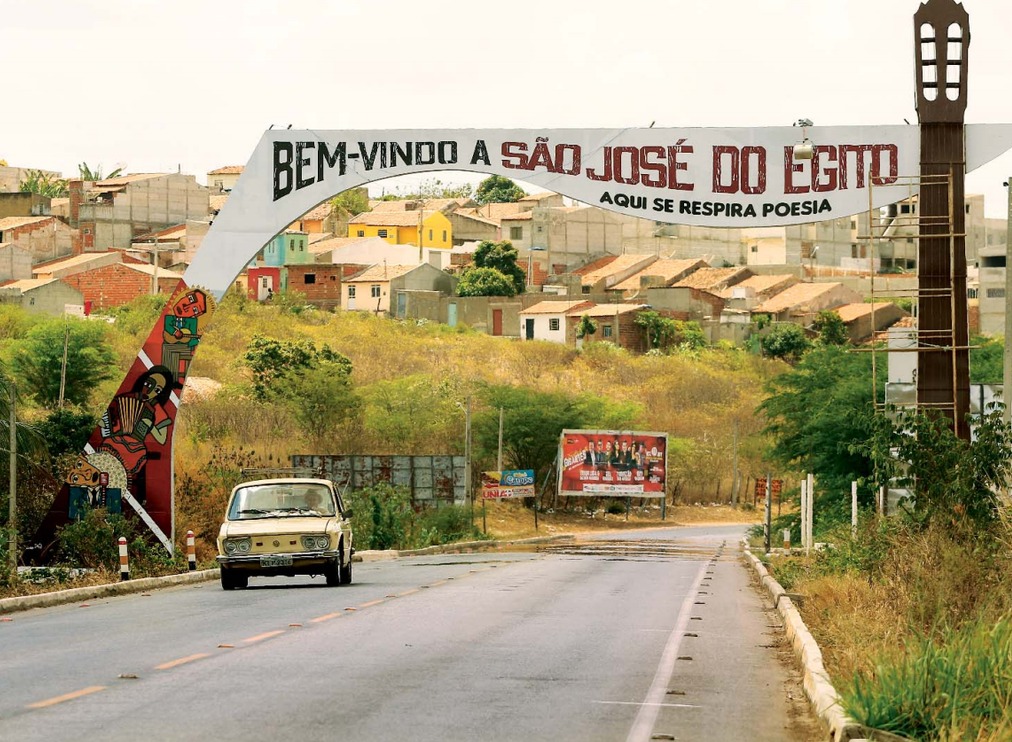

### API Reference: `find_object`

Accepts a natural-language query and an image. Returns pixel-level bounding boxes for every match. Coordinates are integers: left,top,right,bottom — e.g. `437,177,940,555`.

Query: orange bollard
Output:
186,530,196,571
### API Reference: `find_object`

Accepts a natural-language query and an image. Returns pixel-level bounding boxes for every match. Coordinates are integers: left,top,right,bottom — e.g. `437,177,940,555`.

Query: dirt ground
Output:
476,500,761,541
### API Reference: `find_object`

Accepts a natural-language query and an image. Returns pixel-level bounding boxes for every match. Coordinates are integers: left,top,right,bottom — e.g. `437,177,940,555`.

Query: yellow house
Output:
347,210,452,249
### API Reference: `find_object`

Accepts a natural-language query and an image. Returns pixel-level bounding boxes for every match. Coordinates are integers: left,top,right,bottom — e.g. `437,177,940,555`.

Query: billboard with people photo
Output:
557,429,667,497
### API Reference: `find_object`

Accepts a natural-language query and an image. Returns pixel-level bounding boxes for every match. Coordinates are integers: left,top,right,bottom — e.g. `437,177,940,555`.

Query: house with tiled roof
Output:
830,302,909,342
574,253,659,294
447,209,499,246
608,258,708,298
564,303,651,352
348,209,452,249
207,165,244,193
0,277,84,315
0,215,76,263
719,273,799,313
342,262,457,314
34,251,182,310
518,300,594,342
751,282,863,324
672,267,752,292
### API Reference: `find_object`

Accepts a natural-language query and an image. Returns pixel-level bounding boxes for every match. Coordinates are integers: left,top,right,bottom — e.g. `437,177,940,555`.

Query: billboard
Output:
558,430,667,497
481,469,535,500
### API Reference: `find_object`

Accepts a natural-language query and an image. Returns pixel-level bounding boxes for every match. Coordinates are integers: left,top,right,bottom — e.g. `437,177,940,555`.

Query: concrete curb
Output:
0,534,576,616
742,542,866,742
0,569,220,616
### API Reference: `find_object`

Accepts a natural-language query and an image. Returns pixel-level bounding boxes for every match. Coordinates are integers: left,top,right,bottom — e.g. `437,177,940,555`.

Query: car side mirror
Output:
342,508,353,519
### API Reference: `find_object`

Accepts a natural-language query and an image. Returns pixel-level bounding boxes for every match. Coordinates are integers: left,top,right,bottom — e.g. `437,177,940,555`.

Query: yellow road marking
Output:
242,630,285,644
155,653,210,670
358,599,385,608
28,685,106,709
398,588,420,597
310,612,343,623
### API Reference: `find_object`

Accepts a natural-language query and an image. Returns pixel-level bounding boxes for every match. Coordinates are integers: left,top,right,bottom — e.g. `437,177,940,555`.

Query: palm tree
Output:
78,162,124,181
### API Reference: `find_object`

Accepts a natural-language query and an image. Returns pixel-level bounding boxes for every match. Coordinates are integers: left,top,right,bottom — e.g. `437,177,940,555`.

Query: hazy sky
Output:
5,0,1012,217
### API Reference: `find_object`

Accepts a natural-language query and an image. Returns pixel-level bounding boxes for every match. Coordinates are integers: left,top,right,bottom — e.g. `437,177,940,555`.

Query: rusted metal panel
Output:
291,454,467,505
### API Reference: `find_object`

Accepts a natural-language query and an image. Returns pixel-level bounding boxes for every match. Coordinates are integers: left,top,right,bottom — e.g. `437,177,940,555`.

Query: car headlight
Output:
224,538,251,554
301,535,330,550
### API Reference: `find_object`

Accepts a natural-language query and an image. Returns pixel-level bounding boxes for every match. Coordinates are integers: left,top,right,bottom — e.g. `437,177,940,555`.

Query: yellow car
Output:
216,478,353,590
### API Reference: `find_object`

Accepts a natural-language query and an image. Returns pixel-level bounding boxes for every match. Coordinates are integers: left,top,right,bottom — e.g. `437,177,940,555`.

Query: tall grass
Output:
844,615,1012,740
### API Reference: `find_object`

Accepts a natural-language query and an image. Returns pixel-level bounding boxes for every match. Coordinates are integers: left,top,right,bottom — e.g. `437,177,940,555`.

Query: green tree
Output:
634,311,705,352
969,334,1003,384
576,314,598,341
812,310,849,346
456,267,517,297
10,318,117,408
36,409,99,458
18,169,68,198
78,162,123,181
274,359,360,443
241,334,352,401
760,322,812,363
474,175,526,205
383,178,474,200
331,187,370,216
473,240,525,294
760,345,884,524
865,407,1012,532
360,375,461,452
472,384,638,487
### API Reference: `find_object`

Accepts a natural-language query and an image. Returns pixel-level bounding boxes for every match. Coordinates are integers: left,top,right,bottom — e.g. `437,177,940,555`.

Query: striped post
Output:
186,530,196,571
118,536,129,581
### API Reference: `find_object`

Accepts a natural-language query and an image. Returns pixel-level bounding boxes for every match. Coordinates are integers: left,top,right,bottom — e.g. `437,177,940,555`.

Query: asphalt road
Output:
0,523,822,741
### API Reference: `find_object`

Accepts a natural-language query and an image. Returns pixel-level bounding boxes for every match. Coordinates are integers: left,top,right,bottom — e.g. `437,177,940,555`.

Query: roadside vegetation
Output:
758,332,1012,740
0,289,780,596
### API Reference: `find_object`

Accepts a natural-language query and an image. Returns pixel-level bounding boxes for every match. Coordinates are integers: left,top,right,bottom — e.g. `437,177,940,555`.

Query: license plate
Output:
260,555,293,568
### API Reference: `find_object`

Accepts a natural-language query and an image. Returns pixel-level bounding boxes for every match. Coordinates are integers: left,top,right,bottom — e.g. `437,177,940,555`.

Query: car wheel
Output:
221,567,249,590
339,550,353,585
324,557,341,587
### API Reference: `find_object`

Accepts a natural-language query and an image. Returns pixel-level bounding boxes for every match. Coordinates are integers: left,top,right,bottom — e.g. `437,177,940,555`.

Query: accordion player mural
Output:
28,25,1012,557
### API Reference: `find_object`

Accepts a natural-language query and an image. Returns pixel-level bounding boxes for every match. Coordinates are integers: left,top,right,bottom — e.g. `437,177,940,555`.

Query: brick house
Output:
34,252,181,311
284,264,346,310
566,303,650,352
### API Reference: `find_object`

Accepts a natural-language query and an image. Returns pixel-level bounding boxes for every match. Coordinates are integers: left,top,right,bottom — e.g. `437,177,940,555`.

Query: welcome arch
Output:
33,124,1012,554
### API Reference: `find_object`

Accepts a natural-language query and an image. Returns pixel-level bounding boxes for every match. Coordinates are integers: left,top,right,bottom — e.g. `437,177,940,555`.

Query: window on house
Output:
348,286,356,298
442,230,447,242
330,275,336,281
750,245,758,253
987,288,1005,299
581,286,591,294
371,285,381,298
966,204,971,214
602,325,613,338
510,227,523,240
549,318,560,331
357,230,365,237
428,229,433,241
537,226,543,233
304,274,316,284
378,229,388,238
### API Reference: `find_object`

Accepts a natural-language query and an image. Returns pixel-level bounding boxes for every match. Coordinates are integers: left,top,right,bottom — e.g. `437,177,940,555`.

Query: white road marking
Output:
625,560,709,742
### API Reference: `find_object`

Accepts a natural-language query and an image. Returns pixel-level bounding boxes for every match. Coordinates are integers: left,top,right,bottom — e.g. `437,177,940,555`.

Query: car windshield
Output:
228,482,336,519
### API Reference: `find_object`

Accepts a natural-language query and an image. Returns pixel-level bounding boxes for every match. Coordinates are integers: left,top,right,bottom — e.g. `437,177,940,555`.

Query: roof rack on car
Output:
239,467,322,478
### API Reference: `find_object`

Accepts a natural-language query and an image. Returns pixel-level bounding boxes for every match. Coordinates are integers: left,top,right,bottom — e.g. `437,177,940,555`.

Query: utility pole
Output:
8,381,16,572
1003,178,1012,431
59,319,69,409
731,419,739,506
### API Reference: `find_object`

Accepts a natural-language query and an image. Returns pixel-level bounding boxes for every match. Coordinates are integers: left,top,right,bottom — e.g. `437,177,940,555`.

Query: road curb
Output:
0,534,576,616
0,569,220,616
742,542,867,742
